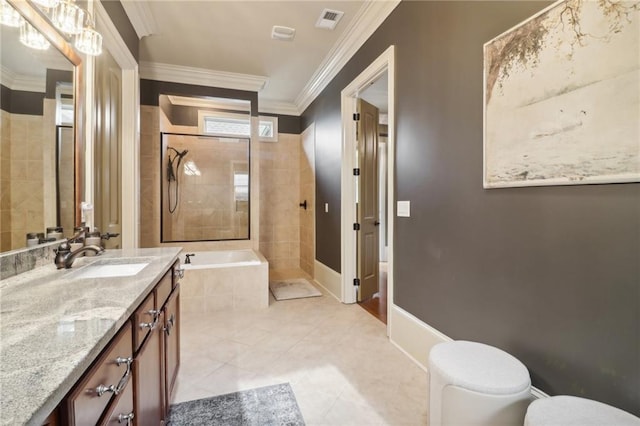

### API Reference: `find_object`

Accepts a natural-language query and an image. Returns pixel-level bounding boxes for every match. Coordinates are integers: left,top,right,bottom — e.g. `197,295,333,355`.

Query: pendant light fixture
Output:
75,15,101,56
0,0,22,27
3,0,102,56
51,0,84,35
19,20,50,50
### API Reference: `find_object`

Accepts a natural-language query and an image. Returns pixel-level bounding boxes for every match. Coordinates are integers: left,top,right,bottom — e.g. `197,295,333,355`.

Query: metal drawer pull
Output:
139,309,160,330
174,268,184,280
95,356,133,397
118,412,134,425
164,313,175,336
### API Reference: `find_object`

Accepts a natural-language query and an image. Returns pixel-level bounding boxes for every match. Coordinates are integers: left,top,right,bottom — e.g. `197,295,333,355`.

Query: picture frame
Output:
483,0,640,188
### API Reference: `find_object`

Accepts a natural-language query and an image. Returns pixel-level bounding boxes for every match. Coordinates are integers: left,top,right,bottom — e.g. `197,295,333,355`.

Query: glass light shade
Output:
0,0,23,27
19,21,50,50
75,26,102,56
51,0,84,34
32,0,60,9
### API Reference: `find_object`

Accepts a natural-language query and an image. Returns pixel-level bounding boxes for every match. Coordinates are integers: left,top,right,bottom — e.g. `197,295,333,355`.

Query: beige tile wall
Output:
259,134,301,271
0,110,10,251
299,134,315,277
4,113,46,250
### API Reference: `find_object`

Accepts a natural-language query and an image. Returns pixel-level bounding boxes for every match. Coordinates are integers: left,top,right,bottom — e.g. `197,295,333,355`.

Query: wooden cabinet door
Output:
99,379,134,426
163,286,180,413
134,311,164,426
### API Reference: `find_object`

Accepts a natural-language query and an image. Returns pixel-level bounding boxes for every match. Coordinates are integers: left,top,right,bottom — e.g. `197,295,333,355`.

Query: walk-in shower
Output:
161,133,250,243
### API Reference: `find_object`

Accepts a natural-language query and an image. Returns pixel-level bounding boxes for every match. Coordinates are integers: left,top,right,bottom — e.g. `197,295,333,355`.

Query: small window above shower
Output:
198,111,278,142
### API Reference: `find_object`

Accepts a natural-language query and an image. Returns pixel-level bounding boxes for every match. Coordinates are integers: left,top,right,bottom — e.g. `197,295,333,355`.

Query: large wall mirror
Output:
1,0,83,252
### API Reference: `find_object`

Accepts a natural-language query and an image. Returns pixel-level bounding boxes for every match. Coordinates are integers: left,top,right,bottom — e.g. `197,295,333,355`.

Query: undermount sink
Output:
71,258,155,279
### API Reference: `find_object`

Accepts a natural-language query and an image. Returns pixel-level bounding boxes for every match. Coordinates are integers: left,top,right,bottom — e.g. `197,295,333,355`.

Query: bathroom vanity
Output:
0,247,182,425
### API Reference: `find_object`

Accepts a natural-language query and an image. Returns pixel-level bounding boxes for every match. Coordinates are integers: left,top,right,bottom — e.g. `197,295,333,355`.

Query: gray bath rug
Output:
166,383,305,426
269,278,322,301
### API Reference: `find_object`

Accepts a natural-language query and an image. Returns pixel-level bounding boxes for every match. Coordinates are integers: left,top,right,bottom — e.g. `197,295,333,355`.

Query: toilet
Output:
428,340,532,426
525,395,640,425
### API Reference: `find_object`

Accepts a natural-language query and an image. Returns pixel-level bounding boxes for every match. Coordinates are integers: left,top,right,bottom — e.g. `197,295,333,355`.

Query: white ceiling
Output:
123,0,399,114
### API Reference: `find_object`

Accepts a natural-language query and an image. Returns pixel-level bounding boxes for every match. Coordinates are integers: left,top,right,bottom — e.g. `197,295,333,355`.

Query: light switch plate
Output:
397,201,410,217
324,203,329,213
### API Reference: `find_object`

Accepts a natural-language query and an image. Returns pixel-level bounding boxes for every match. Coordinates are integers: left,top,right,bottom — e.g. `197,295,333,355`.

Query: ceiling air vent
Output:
315,8,344,30
271,25,296,41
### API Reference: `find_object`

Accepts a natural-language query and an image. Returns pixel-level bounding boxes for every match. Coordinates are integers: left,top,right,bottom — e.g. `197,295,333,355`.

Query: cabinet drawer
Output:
98,378,134,426
156,269,172,309
66,323,133,426
133,292,156,353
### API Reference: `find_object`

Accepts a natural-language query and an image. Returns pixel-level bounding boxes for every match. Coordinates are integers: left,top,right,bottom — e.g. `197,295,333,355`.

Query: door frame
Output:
95,1,139,248
340,46,395,329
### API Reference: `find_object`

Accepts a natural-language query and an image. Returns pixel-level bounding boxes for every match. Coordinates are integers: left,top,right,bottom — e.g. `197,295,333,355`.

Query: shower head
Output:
168,146,188,158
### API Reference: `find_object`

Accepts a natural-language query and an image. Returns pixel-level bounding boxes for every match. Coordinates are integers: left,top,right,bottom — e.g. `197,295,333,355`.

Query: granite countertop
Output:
0,247,182,425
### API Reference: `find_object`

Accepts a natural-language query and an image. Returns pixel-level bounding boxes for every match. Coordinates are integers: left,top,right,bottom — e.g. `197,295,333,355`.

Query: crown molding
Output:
1,66,45,92
96,0,137,69
294,0,401,114
120,0,157,39
140,61,268,93
258,99,300,116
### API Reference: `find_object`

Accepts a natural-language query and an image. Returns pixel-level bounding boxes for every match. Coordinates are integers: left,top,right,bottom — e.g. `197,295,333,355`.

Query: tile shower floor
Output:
173,280,429,425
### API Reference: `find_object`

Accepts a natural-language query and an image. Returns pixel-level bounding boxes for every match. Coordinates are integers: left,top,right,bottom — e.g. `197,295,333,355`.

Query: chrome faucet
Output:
54,242,105,269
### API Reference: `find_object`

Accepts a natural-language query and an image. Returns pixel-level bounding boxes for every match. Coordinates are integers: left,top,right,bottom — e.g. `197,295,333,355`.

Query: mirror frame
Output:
8,0,84,227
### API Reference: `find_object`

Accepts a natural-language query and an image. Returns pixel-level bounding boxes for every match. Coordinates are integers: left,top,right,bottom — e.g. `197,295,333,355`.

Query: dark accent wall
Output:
140,79,258,117
301,0,640,416
155,103,300,135
0,84,44,115
45,69,73,99
101,0,139,61
259,113,301,135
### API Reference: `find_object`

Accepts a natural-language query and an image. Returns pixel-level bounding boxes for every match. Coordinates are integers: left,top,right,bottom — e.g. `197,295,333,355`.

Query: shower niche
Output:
159,95,251,242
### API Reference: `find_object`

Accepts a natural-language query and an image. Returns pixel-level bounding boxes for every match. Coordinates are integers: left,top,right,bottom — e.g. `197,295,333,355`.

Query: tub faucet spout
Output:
55,242,105,269
184,253,195,264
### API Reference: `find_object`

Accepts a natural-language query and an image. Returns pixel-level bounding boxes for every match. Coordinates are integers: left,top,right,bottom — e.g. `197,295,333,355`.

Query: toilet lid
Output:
428,340,530,395
525,396,640,426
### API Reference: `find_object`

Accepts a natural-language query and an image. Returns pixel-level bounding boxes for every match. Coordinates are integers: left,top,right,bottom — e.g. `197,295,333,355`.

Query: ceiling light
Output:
315,8,344,30
271,25,295,41
51,0,84,35
19,20,50,50
0,0,23,27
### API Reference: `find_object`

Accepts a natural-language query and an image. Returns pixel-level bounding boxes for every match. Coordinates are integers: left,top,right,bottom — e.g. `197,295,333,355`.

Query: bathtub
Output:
179,249,269,313
180,249,262,270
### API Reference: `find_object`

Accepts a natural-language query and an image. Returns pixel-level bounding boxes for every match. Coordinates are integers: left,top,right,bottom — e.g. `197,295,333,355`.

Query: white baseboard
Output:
313,260,341,301
389,303,548,399
389,304,451,371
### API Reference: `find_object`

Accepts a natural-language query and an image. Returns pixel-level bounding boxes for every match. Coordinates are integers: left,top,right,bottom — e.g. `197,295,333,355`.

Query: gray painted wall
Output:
101,0,139,61
302,0,640,416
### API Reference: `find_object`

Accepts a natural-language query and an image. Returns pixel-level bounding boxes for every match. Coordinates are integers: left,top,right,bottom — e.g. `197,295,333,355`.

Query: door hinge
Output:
353,168,360,176
353,223,360,231
353,278,361,286
353,113,360,121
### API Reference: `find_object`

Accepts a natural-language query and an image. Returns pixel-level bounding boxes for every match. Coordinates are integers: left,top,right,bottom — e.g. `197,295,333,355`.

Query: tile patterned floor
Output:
173,277,429,425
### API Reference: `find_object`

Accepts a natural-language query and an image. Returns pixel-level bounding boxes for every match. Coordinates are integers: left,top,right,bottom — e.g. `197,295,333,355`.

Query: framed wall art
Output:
483,0,639,188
